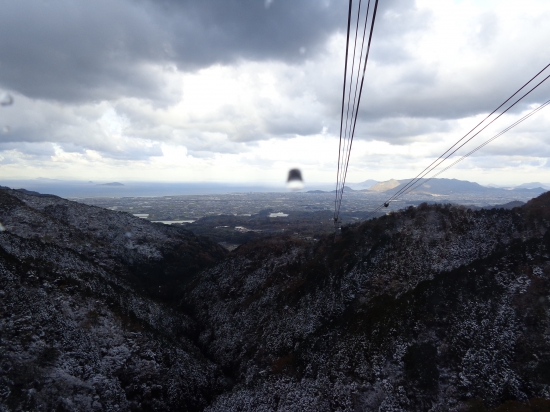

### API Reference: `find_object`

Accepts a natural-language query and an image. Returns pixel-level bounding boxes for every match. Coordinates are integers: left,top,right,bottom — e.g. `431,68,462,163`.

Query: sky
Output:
0,0,549,187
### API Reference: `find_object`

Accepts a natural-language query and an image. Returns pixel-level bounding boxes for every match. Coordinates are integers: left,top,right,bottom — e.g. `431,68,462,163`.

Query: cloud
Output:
354,0,550,122
0,0,345,103
0,142,56,157
0,95,163,160
0,0,549,185
358,117,453,143
171,131,249,157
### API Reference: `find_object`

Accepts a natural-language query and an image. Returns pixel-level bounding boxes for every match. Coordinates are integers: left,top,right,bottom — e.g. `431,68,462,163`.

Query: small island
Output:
97,182,125,186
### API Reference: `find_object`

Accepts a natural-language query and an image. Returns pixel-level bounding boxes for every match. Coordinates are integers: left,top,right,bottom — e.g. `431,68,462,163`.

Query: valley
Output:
1,185,549,410
71,179,547,250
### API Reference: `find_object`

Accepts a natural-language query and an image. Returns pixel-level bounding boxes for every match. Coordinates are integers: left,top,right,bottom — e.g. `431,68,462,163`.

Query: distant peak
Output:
368,179,401,192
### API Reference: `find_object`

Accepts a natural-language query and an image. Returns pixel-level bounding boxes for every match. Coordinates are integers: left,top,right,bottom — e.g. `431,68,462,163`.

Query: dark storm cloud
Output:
0,0,167,103
0,0,347,103
156,0,345,66
161,0,426,68
0,0,432,104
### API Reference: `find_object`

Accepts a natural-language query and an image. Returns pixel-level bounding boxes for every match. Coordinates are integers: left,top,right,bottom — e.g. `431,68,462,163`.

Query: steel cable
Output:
386,63,550,203
337,0,367,216
334,0,354,218
385,71,550,203
334,0,379,224
363,67,550,219
399,99,550,198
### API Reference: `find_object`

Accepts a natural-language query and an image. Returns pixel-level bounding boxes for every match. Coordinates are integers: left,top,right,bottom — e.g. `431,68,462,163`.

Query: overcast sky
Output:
0,0,549,186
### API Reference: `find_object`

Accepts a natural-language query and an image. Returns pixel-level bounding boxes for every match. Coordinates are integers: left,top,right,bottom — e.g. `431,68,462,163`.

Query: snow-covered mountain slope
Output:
188,195,550,411
1,187,550,411
0,188,228,411
0,188,227,300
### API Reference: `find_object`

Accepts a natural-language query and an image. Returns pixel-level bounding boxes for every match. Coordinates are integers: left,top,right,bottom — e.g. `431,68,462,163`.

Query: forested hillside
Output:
1,187,549,411
0,188,227,411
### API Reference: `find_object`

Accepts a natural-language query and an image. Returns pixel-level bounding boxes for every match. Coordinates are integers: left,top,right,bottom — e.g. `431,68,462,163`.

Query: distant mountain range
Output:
511,182,550,190
366,179,401,192
346,179,379,190
340,178,549,196
387,178,547,196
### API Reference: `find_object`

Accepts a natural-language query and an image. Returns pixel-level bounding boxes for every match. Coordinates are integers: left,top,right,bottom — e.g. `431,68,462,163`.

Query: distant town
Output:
73,185,546,223
71,181,547,250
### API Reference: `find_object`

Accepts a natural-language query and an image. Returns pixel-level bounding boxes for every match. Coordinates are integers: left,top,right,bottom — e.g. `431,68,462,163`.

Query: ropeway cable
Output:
378,66,550,208
338,0,378,216
334,0,354,221
364,96,550,220
337,0,379,219
398,98,550,198
337,0,369,210
334,0,379,225
385,70,550,202
386,63,550,204
335,0,370,223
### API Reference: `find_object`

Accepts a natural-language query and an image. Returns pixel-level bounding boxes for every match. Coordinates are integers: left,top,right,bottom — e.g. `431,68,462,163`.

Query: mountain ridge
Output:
375,177,548,196
1,187,549,410
308,177,548,196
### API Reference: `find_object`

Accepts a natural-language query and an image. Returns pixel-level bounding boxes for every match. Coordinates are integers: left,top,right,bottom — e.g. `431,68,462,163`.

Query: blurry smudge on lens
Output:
0,223,6,232
287,168,304,190
287,168,302,181
0,93,13,106
2,126,10,134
